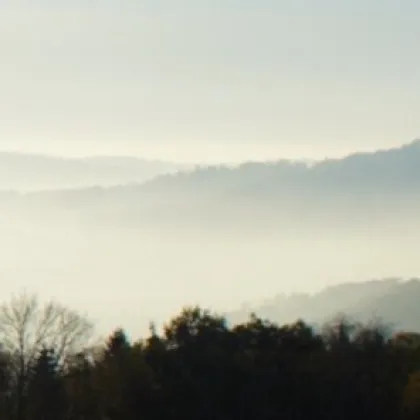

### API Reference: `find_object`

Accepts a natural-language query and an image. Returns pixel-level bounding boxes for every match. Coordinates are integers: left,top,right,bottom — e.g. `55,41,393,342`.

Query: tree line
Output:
0,293,420,420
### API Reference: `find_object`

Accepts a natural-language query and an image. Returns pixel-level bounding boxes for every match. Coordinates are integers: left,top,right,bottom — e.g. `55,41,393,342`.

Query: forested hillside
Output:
2,140,420,232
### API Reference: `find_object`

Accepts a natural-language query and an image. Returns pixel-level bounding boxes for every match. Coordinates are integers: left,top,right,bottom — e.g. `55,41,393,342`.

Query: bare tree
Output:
0,292,93,368
0,292,93,420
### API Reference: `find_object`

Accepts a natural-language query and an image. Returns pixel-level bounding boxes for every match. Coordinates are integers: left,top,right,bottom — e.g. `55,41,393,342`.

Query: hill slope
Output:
0,152,185,191
228,278,420,332
136,138,420,196
8,139,420,232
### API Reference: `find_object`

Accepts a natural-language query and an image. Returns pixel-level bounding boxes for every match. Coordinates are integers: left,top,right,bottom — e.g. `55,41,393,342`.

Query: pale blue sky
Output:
1,1,419,162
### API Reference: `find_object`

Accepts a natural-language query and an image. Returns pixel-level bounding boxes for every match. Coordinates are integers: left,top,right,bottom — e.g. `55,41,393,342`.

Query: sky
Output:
1,0,419,163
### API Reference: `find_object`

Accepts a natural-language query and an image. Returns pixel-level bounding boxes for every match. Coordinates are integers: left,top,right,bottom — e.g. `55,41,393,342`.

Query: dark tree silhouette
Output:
0,297,419,420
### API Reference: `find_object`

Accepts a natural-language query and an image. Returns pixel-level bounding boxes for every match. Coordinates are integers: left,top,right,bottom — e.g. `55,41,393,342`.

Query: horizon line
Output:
0,138,417,166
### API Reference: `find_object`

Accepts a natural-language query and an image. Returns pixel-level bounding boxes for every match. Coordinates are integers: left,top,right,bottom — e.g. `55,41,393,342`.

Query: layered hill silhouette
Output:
0,152,185,191
1,139,420,233
1,141,420,335
92,138,420,196
5,139,417,229
228,278,420,333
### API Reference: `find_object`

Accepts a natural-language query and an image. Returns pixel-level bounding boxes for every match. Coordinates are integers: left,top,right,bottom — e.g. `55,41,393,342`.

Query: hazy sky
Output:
1,1,419,163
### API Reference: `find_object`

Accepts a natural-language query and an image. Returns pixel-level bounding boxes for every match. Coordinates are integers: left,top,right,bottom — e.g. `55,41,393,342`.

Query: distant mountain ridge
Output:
3,139,420,193
228,278,420,332
0,152,186,191
2,139,420,232
135,138,420,195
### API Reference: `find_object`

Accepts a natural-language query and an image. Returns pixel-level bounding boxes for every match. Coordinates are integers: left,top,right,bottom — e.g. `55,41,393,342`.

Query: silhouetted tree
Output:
0,292,92,420
26,348,66,420
0,296,418,420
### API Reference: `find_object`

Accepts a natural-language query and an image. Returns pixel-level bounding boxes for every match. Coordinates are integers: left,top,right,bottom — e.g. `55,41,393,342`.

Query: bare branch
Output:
0,292,93,378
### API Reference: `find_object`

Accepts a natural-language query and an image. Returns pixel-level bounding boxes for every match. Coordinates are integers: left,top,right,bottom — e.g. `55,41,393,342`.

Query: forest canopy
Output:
0,293,420,420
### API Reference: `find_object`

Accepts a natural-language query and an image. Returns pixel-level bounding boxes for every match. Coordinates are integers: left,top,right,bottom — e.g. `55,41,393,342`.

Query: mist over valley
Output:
1,140,420,336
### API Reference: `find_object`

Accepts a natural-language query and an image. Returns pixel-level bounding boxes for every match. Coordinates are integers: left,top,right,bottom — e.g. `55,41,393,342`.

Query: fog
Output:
0,152,187,191
1,179,420,338
0,142,419,337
